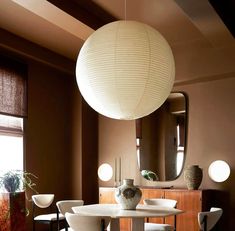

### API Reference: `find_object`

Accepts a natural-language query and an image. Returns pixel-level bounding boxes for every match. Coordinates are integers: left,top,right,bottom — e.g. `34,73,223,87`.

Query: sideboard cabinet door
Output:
164,189,225,231
99,187,116,204
164,190,202,231
141,188,165,224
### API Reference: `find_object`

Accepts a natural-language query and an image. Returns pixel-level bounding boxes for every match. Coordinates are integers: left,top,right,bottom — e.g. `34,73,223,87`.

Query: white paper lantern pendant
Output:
76,20,175,120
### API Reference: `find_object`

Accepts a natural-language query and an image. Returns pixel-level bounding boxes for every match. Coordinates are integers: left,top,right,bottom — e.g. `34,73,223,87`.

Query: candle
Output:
114,158,117,184
119,157,121,183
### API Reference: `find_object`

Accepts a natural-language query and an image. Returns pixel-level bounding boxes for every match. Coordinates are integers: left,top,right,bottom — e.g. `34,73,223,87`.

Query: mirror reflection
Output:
136,92,187,181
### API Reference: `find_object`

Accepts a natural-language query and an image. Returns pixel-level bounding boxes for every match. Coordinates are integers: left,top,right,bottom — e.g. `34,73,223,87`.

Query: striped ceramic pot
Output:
184,165,203,190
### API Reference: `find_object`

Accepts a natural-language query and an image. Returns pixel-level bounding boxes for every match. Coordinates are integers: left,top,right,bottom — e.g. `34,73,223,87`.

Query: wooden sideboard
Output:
99,187,225,231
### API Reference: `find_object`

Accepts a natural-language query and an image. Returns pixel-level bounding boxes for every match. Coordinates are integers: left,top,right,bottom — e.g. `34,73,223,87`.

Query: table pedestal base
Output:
109,218,120,231
131,218,144,231
109,218,144,231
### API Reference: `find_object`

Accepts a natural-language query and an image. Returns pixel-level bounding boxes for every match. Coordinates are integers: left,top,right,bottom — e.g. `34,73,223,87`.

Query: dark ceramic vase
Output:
184,165,203,190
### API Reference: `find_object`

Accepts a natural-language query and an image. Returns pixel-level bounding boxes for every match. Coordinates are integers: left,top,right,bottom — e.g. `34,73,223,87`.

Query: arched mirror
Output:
136,92,187,181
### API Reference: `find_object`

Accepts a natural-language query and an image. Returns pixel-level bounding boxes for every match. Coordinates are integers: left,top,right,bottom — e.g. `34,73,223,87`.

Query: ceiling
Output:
0,0,234,82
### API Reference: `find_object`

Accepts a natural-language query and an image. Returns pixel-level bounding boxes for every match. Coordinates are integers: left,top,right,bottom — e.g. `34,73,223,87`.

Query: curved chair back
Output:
65,212,110,231
32,194,66,231
198,207,223,231
144,198,177,208
144,198,178,231
32,194,54,208
56,200,84,215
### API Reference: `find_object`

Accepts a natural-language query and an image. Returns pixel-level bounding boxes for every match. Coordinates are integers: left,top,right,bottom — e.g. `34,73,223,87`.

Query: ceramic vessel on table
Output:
115,179,142,210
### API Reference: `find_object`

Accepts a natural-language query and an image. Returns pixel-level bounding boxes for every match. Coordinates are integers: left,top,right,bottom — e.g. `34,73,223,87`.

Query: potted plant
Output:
0,170,37,194
0,170,38,231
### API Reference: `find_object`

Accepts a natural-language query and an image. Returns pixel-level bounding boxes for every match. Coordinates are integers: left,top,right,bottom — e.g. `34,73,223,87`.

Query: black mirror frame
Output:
136,91,189,181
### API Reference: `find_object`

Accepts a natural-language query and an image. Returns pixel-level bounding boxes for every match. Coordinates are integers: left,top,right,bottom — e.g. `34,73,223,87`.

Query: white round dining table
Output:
72,203,183,231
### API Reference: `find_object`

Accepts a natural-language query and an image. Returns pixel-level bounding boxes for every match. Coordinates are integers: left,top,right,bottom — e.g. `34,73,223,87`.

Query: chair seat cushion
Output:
144,222,174,231
34,213,65,221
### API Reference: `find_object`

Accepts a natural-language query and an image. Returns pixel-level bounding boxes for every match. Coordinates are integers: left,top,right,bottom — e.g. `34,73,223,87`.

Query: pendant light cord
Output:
124,0,127,20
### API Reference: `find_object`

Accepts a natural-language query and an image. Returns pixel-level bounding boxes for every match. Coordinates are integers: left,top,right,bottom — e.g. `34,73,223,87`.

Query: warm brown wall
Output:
25,60,73,196
98,76,235,230
98,116,153,187
174,77,235,190
1,31,100,229
98,117,140,187
1,39,83,231
81,100,99,204
70,77,83,199
24,59,77,230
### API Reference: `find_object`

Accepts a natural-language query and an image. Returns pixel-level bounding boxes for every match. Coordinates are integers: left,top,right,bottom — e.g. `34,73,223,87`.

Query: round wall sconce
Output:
98,163,113,181
208,160,230,182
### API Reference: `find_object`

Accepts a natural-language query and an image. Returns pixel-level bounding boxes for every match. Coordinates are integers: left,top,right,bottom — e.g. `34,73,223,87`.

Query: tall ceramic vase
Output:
115,179,142,210
184,165,203,190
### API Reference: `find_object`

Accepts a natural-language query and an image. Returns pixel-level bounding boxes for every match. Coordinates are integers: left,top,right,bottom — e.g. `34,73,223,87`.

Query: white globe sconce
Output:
76,20,175,120
208,160,230,183
98,163,113,181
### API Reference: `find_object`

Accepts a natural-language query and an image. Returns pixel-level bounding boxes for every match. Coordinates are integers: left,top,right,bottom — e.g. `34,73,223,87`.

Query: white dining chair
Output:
65,212,110,231
32,194,65,231
144,198,177,231
56,200,84,231
198,207,223,231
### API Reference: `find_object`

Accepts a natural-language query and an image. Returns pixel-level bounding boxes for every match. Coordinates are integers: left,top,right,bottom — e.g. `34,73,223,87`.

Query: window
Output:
0,55,27,177
0,114,24,175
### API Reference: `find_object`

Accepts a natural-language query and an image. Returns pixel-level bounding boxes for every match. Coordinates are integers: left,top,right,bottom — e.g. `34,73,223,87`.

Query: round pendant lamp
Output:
76,20,175,120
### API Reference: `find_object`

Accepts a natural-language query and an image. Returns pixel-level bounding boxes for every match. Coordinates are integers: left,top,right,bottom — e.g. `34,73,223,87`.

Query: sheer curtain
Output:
0,55,27,118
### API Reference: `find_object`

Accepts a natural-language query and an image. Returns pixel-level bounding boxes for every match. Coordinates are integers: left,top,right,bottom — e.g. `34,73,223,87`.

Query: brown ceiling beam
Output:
47,0,117,30
0,29,75,75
